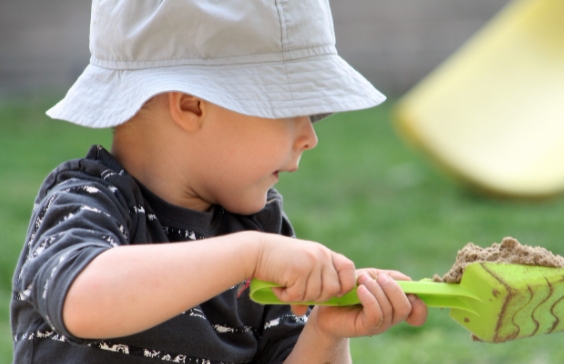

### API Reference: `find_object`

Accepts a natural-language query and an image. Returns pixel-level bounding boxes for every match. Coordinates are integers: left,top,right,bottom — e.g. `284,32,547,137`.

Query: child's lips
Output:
274,168,297,178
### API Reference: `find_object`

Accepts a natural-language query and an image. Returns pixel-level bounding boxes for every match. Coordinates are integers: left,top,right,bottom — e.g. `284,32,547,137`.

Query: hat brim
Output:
47,54,386,128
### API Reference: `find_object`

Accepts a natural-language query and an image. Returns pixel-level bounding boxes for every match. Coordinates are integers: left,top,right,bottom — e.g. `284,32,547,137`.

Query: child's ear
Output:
167,92,204,132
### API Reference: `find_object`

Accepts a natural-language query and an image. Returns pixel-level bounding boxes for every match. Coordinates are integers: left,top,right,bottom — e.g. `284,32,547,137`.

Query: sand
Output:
433,237,564,283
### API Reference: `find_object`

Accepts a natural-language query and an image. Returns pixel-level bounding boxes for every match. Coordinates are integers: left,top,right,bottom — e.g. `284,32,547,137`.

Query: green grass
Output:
2,96,564,363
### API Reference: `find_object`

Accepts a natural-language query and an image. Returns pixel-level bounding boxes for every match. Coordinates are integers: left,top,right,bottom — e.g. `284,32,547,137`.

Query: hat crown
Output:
90,0,337,69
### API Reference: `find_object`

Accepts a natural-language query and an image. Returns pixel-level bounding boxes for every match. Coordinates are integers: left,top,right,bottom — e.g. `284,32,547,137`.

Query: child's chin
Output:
224,198,267,216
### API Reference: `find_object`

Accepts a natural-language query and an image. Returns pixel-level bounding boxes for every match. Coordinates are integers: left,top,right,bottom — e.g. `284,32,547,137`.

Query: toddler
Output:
11,1,427,363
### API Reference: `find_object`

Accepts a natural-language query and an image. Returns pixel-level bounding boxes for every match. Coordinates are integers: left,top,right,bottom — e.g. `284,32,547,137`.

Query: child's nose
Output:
295,116,318,151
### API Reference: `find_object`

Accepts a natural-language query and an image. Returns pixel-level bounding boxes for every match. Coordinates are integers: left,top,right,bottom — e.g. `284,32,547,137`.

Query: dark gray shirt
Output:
11,145,307,363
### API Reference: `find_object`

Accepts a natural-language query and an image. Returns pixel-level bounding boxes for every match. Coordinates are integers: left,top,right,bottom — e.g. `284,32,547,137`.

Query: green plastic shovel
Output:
250,262,564,343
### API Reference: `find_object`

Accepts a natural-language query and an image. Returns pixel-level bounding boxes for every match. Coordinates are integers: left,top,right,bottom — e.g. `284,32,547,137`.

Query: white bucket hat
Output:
47,0,386,128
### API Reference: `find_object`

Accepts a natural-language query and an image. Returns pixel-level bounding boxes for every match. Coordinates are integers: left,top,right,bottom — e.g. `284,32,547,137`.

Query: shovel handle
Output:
249,279,479,313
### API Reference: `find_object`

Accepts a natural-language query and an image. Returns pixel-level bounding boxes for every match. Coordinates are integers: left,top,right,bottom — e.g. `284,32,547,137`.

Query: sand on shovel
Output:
433,237,564,283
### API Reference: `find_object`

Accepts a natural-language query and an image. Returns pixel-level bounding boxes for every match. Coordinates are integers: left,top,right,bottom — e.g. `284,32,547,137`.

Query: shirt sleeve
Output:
13,177,132,342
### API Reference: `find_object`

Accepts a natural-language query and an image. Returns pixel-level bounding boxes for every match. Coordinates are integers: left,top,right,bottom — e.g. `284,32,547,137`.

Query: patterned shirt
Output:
11,145,307,363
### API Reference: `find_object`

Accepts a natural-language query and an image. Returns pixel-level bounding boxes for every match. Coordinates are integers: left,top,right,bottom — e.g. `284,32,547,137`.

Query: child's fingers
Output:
382,269,411,281
275,270,335,303
374,270,427,327
315,267,342,302
357,274,391,332
355,268,410,283
284,264,350,303
405,295,428,327
332,253,356,296
272,276,309,303
303,270,323,302
375,273,412,326
305,268,343,303
284,251,355,303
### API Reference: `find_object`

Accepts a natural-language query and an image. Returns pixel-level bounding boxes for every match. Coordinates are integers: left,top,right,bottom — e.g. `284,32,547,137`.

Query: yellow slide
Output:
394,0,564,198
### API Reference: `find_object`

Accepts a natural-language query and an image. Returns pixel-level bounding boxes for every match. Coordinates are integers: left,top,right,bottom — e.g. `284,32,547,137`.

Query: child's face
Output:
192,105,318,215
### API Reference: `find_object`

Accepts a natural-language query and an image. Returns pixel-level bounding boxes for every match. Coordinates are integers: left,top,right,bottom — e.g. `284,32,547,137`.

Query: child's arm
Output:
17,174,354,343
62,230,356,339
284,269,428,363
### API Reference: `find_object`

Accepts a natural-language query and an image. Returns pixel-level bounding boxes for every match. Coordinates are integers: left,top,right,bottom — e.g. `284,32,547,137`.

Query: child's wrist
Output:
292,307,351,362
232,230,263,280
307,307,348,342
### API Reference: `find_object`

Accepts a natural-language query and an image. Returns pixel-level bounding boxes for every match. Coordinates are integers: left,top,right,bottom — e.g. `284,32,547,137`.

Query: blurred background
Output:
6,1,564,363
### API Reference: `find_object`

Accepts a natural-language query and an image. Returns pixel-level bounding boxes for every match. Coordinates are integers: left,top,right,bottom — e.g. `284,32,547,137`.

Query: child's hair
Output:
46,0,385,129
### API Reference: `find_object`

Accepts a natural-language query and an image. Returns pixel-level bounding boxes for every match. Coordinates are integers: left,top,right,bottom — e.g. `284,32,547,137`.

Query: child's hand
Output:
310,268,428,338
252,233,356,309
